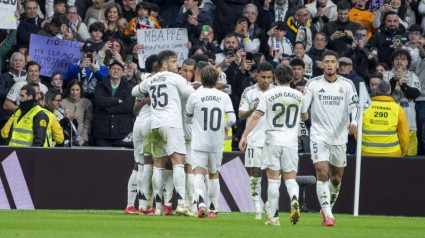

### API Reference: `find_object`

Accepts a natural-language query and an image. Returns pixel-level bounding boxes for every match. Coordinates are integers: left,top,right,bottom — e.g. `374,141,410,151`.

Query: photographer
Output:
322,1,361,57
367,11,408,67
343,26,378,83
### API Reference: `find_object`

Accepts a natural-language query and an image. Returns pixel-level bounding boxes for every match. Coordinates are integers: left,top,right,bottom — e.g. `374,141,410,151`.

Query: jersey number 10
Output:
201,107,222,131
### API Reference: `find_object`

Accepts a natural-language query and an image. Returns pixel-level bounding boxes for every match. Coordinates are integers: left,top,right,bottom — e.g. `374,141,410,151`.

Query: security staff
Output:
6,84,49,147
362,80,409,157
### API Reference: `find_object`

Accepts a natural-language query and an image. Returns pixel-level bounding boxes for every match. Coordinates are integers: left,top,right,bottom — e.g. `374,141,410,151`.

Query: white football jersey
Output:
7,80,49,105
186,87,234,152
132,71,194,129
239,84,275,147
302,75,359,145
256,86,304,147
181,92,192,141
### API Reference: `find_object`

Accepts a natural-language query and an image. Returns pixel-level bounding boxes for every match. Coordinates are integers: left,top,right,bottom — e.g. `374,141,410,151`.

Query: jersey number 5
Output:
149,84,168,109
272,103,299,128
201,107,222,131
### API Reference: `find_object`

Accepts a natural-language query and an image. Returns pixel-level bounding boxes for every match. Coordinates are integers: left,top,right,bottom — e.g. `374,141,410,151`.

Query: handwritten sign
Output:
29,34,82,77
137,28,188,69
0,0,17,29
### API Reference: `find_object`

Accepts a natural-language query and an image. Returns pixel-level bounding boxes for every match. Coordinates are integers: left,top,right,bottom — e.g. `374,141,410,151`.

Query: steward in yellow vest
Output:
361,81,409,157
7,85,50,147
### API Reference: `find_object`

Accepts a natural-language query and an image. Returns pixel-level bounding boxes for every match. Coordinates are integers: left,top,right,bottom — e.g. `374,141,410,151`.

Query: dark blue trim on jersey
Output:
255,109,265,115
225,111,235,114
186,113,194,117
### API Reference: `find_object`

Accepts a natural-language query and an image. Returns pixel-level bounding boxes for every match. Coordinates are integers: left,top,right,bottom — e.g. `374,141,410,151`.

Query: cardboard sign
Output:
0,0,17,29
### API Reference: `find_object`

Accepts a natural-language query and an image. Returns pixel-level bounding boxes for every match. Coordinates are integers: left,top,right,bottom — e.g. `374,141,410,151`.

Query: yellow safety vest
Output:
40,108,54,147
362,100,401,154
223,114,232,152
9,105,50,147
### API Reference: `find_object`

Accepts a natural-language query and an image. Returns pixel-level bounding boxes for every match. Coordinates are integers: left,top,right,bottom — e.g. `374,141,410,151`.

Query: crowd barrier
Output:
0,146,423,216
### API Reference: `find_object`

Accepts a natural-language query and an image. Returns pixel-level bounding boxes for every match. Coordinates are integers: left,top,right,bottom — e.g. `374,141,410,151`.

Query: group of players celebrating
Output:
124,49,359,227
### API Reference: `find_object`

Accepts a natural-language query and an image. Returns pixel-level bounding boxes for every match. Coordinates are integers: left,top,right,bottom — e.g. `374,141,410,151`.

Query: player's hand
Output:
239,137,247,151
348,123,357,135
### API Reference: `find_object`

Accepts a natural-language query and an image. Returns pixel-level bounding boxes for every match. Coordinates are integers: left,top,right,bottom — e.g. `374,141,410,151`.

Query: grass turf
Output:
0,210,424,238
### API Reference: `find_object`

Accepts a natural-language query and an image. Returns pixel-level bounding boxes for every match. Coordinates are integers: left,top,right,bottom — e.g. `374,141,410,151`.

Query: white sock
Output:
268,179,280,221
173,164,186,206
136,164,144,209
186,173,195,207
140,164,153,210
194,174,206,208
328,180,341,208
250,176,262,209
127,170,138,207
317,180,333,218
152,167,164,211
285,179,299,202
208,178,220,212
163,169,174,207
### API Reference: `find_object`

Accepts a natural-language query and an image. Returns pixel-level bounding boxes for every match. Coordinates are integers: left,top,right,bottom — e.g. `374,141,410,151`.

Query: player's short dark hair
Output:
257,61,273,73
183,58,196,67
157,50,177,68
391,49,411,67
145,54,158,73
21,84,37,99
337,0,350,11
369,72,383,81
290,58,305,68
408,24,423,35
26,61,41,71
376,80,391,96
275,64,293,85
322,50,339,61
200,66,219,88
136,2,151,14
195,61,209,72
89,22,105,33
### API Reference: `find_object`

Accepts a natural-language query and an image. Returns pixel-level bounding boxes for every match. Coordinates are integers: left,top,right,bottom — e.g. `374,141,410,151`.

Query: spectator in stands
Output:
17,0,49,46
3,62,49,113
149,0,183,25
213,0,249,42
360,80,409,157
215,32,239,69
189,45,207,57
367,11,408,67
93,61,134,146
306,0,338,32
416,57,425,155
50,72,64,94
125,1,156,40
242,3,262,53
64,42,109,99
102,4,123,41
43,89,66,146
37,14,70,39
344,26,378,81
149,3,168,28
373,0,416,30
192,25,221,54
292,41,313,78
403,24,425,72
45,0,66,18
349,0,376,39
66,6,90,41
84,0,114,27
383,49,421,156
121,0,137,22
61,80,93,146
369,72,383,96
338,57,364,94
103,39,126,67
290,58,308,89
285,6,316,51
258,0,293,31
123,61,139,86
4,84,50,147
307,32,328,77
173,0,215,44
85,23,106,53
264,21,292,62
322,0,360,57
376,62,390,75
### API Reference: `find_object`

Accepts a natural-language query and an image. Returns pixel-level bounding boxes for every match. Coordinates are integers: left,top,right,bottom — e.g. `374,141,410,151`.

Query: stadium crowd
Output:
0,0,424,153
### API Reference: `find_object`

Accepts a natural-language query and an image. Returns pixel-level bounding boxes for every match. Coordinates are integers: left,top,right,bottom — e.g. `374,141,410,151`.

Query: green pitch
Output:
0,210,424,238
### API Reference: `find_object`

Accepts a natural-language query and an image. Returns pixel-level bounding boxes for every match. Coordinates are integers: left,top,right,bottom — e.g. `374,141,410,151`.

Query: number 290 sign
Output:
137,28,189,69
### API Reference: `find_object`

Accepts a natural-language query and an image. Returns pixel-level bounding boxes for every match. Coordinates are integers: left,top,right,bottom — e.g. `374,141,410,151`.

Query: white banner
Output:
0,0,17,30
137,28,188,69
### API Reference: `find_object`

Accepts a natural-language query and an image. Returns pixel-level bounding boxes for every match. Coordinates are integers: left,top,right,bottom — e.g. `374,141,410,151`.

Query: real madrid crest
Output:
339,87,344,94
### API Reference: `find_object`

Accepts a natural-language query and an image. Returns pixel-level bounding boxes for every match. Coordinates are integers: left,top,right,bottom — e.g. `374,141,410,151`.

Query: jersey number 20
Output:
272,103,298,128
149,84,168,109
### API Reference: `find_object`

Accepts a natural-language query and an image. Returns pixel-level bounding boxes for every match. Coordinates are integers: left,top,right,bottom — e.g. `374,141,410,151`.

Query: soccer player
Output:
238,61,275,220
185,66,236,218
132,50,195,216
301,50,359,226
239,64,304,226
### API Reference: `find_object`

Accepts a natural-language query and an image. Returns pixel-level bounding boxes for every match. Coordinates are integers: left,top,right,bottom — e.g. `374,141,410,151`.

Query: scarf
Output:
133,17,154,35
275,4,289,22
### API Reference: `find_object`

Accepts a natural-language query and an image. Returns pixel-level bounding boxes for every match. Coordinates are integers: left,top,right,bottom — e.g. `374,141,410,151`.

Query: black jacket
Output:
17,15,44,46
366,25,408,67
92,77,135,139
307,47,328,77
322,19,361,57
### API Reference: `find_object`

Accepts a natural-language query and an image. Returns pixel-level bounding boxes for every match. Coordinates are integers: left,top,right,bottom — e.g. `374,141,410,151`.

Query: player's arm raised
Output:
131,80,148,97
